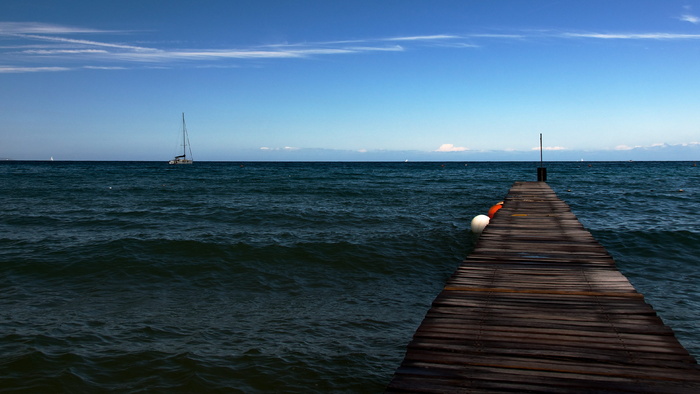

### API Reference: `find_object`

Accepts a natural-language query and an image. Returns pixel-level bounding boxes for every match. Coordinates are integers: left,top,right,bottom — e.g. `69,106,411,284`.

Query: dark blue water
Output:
1,161,698,392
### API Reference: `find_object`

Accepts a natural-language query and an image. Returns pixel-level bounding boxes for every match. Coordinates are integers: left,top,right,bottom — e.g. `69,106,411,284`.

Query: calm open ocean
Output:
1,161,698,392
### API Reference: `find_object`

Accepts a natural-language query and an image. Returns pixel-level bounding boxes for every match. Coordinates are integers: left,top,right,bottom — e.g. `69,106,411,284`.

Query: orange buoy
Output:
487,202,504,218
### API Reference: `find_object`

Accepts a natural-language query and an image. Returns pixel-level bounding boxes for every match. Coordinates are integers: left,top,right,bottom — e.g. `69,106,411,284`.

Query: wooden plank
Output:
387,182,700,393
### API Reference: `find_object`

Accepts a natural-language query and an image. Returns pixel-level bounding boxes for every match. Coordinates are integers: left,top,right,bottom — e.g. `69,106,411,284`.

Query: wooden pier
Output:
387,182,700,393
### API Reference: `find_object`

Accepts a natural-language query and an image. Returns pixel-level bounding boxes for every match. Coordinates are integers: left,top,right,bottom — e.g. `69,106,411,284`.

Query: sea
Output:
1,161,698,393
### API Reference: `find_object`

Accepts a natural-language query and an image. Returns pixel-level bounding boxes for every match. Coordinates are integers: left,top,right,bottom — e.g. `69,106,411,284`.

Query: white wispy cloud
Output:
23,49,109,54
385,34,460,41
17,33,157,52
0,66,72,73
110,46,397,63
83,66,127,70
563,32,700,40
346,45,404,52
0,22,108,34
124,49,314,61
680,14,700,24
438,43,479,48
5,21,700,73
1,22,418,71
468,33,526,39
679,7,700,24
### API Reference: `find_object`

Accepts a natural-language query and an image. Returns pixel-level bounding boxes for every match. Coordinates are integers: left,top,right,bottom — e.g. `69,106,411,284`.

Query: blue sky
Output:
2,0,699,161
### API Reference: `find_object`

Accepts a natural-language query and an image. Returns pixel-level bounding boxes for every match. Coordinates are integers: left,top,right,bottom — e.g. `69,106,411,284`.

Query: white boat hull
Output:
168,158,193,165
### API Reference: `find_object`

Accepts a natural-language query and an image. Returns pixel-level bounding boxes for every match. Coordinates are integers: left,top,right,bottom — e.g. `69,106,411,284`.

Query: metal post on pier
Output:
537,133,547,182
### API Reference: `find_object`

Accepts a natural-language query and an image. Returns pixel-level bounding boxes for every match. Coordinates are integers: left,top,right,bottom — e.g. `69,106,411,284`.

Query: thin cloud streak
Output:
468,33,526,39
4,29,410,68
563,32,700,39
346,45,404,52
23,49,109,54
109,46,395,62
17,33,157,52
0,21,109,34
0,66,72,73
385,34,460,41
83,66,127,70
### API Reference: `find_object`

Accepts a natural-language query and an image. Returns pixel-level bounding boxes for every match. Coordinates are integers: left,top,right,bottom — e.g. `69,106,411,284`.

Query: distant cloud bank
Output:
532,146,567,151
238,141,700,162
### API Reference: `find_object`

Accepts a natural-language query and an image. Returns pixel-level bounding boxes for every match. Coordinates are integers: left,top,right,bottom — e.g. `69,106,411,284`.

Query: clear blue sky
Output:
2,0,699,161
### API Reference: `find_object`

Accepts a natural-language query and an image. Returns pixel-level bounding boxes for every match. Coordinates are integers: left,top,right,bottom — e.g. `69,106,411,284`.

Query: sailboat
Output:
168,113,193,165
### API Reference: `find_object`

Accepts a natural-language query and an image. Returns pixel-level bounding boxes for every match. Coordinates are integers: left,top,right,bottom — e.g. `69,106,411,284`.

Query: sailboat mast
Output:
182,113,187,158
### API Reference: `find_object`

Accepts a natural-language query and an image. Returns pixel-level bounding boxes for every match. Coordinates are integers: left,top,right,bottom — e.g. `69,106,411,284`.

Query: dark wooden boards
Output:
387,182,700,393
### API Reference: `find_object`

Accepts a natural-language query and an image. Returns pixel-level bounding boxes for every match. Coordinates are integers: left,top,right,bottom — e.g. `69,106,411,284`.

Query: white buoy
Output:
470,214,490,234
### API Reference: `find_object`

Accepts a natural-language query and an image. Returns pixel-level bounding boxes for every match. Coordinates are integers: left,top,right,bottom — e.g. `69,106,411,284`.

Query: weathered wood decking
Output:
387,181,700,393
